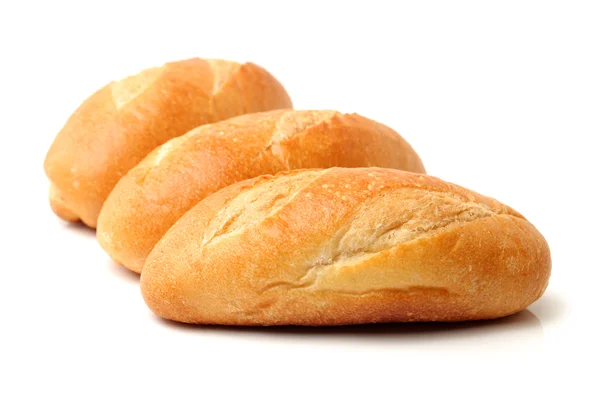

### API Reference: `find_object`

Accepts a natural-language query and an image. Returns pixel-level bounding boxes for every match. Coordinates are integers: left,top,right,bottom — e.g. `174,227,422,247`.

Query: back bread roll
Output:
97,110,425,273
141,167,550,326
44,58,292,227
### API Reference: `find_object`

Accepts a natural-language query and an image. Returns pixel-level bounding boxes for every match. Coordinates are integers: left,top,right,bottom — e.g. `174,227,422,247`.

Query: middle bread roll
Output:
97,109,425,273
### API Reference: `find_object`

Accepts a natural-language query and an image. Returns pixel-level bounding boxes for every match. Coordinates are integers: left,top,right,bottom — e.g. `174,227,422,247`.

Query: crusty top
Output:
189,167,519,278
199,169,517,255
44,58,292,227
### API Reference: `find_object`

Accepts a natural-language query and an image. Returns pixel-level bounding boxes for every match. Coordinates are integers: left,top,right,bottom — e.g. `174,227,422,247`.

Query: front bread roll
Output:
141,167,550,326
44,58,292,227
97,110,425,273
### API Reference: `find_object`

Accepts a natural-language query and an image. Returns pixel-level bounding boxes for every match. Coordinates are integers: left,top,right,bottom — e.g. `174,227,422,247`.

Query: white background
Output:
1,1,598,403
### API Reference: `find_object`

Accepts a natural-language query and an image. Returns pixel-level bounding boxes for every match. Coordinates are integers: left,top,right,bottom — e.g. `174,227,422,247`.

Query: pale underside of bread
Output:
140,168,551,326
44,58,292,227
97,110,426,273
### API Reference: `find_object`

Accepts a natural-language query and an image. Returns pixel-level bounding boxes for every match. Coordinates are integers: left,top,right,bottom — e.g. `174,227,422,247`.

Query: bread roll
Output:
97,110,426,273
44,58,292,227
140,167,550,325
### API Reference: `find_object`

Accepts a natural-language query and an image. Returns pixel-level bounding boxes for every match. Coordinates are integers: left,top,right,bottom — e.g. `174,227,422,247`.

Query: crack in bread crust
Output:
207,60,242,96
110,66,164,110
201,170,329,248
262,110,338,168
258,212,506,297
206,60,242,121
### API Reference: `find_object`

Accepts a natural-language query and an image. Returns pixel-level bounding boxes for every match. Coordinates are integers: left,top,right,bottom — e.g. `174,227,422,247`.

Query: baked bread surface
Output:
140,167,551,326
44,58,292,227
97,110,426,272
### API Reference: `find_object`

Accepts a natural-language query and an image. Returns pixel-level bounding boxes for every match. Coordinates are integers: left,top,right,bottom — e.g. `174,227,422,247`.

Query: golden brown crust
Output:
97,110,426,273
44,58,292,227
140,168,551,325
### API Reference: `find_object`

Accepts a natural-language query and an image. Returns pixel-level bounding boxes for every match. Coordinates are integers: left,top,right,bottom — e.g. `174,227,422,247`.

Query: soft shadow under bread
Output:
527,291,567,326
106,259,140,284
156,309,542,343
62,220,96,239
